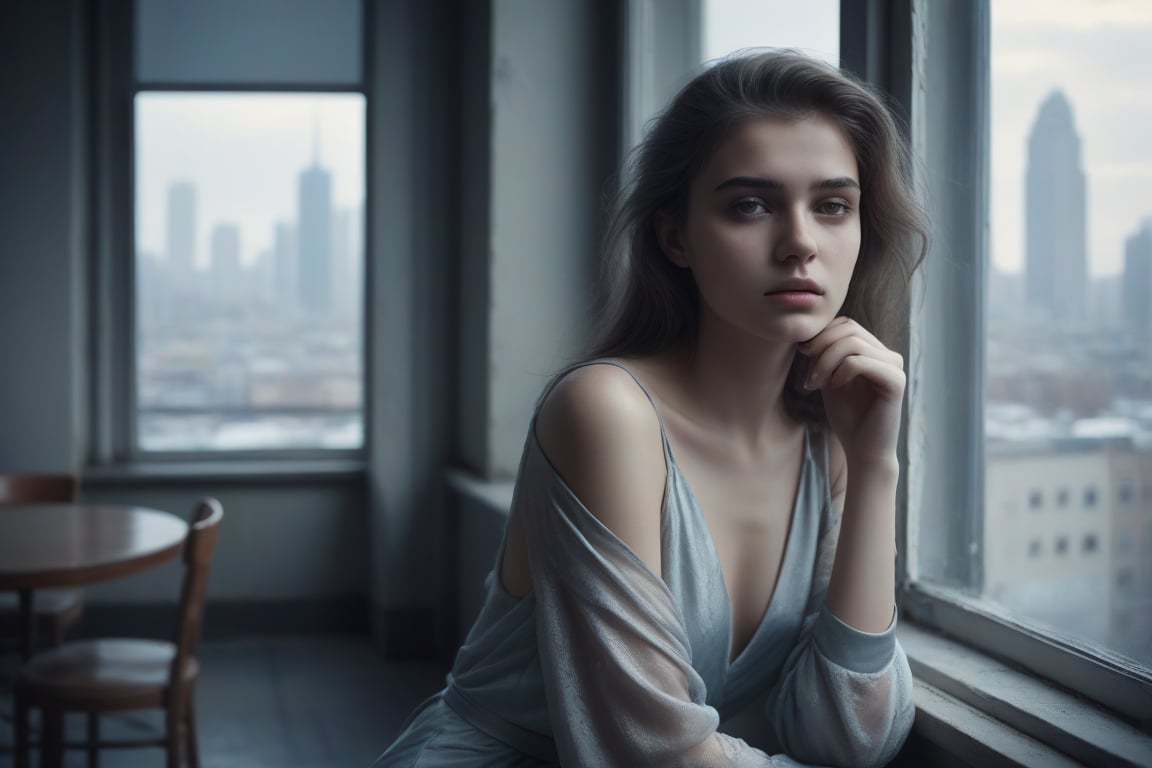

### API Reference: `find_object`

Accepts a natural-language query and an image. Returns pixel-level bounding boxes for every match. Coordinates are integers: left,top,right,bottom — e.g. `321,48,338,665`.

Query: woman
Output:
374,49,928,768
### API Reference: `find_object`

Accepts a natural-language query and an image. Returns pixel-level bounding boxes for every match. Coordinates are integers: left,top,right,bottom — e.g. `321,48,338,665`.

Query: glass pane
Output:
702,0,839,65
136,0,362,85
984,0,1152,666
134,93,365,451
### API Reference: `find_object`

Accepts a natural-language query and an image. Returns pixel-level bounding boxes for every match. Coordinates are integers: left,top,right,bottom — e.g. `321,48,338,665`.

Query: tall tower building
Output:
166,181,197,280
1025,90,1087,321
210,223,242,307
297,134,332,316
1123,218,1152,343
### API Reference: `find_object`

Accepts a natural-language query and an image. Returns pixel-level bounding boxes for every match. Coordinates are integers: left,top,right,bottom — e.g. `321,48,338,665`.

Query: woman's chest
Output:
671,442,805,659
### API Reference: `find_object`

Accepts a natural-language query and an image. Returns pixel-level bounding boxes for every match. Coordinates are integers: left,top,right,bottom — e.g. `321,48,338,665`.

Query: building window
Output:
124,0,366,454
1082,533,1098,554
1056,487,1069,507
1117,482,1134,507
1054,536,1069,556
1028,539,1042,557
1028,490,1043,509
1083,487,1098,508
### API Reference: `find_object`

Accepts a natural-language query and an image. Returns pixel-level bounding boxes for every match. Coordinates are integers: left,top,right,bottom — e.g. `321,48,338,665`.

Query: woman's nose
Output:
772,209,817,263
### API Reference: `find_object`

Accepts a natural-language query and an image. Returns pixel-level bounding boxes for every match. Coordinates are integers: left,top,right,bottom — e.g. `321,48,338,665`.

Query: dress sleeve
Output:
521,469,825,768
763,496,916,768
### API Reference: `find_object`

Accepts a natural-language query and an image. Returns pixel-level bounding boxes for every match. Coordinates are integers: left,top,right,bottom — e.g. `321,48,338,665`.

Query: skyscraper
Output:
210,223,242,307
166,181,197,280
1123,218,1152,343
298,150,333,316
1025,90,1087,321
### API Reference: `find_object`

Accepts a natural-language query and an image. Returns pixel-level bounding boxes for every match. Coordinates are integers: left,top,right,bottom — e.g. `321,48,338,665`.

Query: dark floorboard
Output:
0,635,447,768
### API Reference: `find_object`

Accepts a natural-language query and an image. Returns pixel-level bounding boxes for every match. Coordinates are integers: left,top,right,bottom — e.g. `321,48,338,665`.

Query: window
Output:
701,0,839,64
905,0,1152,724
1056,487,1069,507
97,0,367,458
1028,490,1043,509
1028,539,1041,557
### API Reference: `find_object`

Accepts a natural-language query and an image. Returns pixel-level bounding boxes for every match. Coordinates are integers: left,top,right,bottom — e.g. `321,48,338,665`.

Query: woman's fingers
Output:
801,328,903,391
824,353,906,396
799,316,887,357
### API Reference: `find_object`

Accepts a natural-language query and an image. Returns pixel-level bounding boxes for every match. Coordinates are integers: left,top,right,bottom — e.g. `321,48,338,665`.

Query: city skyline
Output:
992,0,1152,277
135,92,364,272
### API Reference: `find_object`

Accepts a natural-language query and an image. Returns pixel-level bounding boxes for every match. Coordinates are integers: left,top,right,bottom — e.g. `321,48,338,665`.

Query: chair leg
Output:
13,688,30,768
41,707,65,768
186,694,200,768
166,704,182,768
87,711,101,768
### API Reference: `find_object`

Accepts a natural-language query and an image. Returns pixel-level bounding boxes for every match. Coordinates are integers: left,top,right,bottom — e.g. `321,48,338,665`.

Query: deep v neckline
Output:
664,428,810,667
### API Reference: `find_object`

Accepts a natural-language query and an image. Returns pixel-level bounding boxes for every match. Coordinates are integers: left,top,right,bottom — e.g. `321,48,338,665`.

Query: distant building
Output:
166,181,197,283
273,221,298,309
1123,218,1152,344
210,223,242,308
298,155,333,316
984,436,1152,664
1025,91,1087,323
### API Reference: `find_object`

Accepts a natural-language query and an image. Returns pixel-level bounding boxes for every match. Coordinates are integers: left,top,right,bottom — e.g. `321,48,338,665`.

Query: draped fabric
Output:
372,361,913,768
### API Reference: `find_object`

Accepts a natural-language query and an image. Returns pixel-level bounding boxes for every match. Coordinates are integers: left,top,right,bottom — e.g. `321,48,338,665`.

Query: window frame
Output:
887,0,1152,727
89,0,371,465
627,0,1152,733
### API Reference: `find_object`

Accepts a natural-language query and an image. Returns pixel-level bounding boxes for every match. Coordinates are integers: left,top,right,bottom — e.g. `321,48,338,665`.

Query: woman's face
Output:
662,114,862,346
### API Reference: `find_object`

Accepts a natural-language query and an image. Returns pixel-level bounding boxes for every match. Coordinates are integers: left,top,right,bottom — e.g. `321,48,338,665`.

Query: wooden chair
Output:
0,473,85,649
13,498,224,768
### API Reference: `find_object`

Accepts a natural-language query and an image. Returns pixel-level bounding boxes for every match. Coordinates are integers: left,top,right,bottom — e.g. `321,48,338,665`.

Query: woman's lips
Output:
765,290,820,307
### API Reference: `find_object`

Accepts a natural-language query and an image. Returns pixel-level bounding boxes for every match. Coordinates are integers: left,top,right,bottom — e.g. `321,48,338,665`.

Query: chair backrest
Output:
0,473,78,504
169,498,223,697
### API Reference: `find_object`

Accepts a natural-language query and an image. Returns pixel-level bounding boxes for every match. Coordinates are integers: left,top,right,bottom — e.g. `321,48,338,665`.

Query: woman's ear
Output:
656,211,691,268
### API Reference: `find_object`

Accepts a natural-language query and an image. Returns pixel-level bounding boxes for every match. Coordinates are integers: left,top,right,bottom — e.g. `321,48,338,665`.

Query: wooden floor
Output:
0,635,447,768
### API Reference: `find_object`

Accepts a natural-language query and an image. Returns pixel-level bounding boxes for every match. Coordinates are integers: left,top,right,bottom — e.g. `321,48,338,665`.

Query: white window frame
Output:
626,0,1152,740
89,0,370,466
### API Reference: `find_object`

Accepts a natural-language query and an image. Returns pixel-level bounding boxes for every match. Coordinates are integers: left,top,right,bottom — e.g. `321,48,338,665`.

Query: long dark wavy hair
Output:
582,49,929,424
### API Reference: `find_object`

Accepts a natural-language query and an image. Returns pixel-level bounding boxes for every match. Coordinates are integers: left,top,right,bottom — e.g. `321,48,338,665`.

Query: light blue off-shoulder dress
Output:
372,360,914,768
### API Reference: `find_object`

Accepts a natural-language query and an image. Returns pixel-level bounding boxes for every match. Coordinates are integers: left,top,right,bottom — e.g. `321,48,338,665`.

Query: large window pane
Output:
703,0,838,64
134,93,365,451
982,0,1152,666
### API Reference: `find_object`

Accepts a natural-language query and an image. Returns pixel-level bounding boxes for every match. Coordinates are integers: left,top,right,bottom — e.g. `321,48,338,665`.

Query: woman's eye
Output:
732,199,767,216
816,201,850,215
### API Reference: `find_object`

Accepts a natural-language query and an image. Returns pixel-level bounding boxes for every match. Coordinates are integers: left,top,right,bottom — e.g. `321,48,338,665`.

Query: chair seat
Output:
19,638,200,708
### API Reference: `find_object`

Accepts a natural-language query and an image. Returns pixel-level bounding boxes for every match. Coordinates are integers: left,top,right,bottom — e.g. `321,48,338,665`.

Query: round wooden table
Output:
0,503,188,659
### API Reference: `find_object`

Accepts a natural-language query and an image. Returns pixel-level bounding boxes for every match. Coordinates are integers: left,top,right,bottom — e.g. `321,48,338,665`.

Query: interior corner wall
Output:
0,0,88,472
457,0,619,481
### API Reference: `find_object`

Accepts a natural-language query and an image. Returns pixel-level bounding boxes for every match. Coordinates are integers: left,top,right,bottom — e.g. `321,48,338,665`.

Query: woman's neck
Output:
669,312,801,448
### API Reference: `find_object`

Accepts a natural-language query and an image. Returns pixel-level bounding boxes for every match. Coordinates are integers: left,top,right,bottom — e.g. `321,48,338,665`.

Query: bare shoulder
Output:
534,363,668,574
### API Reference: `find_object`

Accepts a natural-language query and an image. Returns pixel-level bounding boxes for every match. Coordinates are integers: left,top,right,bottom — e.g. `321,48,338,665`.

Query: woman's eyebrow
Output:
713,175,861,192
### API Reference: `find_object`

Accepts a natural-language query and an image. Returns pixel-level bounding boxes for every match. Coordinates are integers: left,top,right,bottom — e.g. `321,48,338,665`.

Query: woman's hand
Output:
797,316,905,467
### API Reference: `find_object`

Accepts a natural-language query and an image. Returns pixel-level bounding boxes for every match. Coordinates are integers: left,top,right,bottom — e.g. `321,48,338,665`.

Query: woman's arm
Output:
799,316,904,633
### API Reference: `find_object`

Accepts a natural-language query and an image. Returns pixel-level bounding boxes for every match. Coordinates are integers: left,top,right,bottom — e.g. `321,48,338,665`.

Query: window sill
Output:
82,458,367,486
898,622,1152,767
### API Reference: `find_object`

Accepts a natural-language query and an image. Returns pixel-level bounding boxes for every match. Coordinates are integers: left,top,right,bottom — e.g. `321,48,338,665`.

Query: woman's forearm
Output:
824,457,900,633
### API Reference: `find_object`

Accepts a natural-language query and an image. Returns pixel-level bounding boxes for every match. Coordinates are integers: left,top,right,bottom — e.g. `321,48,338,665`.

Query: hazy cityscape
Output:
981,88,1152,665
134,95,364,451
